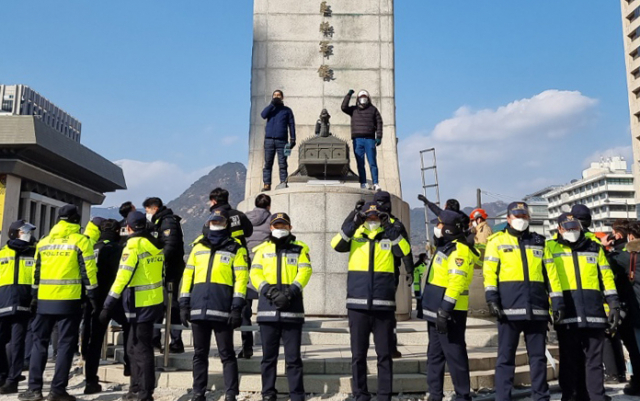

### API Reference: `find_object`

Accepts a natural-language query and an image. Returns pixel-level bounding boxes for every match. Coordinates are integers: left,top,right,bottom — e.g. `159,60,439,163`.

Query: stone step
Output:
98,361,559,393
111,322,502,347
111,345,559,376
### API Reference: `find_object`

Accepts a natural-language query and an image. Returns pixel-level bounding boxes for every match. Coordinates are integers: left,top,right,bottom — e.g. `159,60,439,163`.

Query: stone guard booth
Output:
0,116,126,241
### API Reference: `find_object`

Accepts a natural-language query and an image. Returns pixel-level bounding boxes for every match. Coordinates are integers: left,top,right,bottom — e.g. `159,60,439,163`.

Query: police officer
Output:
413,253,427,319
0,221,36,394
547,213,620,401
332,202,411,401
179,209,249,401
82,219,130,395
250,213,312,401
421,210,476,401
20,205,98,401
100,211,164,401
571,204,599,243
208,188,254,247
484,202,565,401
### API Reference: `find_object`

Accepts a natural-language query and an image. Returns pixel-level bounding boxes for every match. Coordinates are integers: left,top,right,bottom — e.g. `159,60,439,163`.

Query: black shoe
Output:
225,395,237,401
169,342,185,354
122,391,138,401
152,340,163,353
192,394,206,401
18,375,26,382
0,382,19,394
47,391,76,401
19,390,44,401
84,382,102,394
238,348,253,359
123,364,131,377
391,350,402,359
625,376,640,395
262,184,271,192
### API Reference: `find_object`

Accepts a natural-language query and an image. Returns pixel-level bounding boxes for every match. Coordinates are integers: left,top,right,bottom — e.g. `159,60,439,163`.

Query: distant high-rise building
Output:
620,1,640,205
544,156,636,234
0,84,81,142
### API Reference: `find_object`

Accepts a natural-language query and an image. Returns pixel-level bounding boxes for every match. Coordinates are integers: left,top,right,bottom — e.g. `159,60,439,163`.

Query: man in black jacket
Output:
118,201,136,245
208,188,253,248
82,219,131,394
342,89,383,191
143,197,186,353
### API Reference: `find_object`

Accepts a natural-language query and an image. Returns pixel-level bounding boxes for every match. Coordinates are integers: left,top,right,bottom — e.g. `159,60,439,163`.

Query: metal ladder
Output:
420,148,441,250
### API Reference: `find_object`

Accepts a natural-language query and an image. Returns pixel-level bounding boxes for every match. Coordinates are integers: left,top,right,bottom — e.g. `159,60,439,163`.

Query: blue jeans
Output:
353,138,378,185
263,138,288,185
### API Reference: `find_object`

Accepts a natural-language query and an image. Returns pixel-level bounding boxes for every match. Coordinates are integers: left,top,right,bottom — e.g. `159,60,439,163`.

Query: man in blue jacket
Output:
261,90,296,191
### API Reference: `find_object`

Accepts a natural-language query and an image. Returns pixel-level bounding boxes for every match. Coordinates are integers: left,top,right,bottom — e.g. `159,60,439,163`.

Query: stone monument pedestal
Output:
239,182,412,320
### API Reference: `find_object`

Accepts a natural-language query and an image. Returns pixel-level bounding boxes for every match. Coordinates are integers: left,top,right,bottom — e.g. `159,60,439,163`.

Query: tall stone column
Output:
247,0,400,197
242,0,412,318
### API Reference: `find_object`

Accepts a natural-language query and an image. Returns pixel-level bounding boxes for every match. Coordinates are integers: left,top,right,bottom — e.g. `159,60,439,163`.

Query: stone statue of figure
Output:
315,109,331,138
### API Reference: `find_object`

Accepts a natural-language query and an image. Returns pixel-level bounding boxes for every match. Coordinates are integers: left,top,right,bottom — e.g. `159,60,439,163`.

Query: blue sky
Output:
0,1,633,208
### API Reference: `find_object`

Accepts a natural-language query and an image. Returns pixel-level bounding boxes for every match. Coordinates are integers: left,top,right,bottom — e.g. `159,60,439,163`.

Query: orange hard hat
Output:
470,208,488,221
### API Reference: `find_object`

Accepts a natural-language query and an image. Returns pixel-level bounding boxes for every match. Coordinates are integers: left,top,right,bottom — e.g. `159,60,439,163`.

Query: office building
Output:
0,85,82,142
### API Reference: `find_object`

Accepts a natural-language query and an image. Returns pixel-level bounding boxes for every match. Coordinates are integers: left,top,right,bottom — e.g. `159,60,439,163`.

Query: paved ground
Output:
2,359,637,401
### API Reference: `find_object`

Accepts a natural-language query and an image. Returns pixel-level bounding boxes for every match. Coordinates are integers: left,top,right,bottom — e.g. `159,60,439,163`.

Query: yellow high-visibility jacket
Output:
0,242,35,316
103,234,164,322
34,220,98,314
547,236,619,328
180,238,249,322
484,230,564,321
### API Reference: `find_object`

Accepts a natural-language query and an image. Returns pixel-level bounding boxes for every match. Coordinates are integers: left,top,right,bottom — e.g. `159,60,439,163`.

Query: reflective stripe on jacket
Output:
180,238,249,322
0,244,34,316
547,236,619,328
34,220,98,314
250,237,312,324
332,223,411,311
483,230,564,321
421,240,475,321
103,235,164,323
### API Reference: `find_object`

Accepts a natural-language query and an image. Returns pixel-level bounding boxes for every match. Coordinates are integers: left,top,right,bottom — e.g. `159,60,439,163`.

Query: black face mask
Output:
272,97,283,106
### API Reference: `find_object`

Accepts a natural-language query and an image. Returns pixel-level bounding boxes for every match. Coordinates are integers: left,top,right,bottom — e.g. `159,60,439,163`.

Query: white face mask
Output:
272,229,290,239
434,227,443,238
562,230,580,243
511,218,529,232
19,233,32,242
146,213,154,222
358,97,369,105
472,221,478,228
365,221,381,231
209,224,226,232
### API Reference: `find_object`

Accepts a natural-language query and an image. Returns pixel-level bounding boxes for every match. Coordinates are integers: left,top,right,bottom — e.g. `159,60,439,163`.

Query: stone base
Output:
468,269,491,317
238,182,412,319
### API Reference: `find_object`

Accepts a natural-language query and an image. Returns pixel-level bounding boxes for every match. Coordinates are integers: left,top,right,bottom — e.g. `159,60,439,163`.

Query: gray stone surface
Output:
246,0,401,197
239,184,411,317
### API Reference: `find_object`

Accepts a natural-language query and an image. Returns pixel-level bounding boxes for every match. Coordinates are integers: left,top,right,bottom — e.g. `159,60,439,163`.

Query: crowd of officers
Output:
0,187,639,401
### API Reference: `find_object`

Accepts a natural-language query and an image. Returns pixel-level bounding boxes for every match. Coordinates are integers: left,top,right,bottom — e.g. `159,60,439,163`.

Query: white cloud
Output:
101,159,215,207
221,135,240,145
399,90,598,208
582,146,633,168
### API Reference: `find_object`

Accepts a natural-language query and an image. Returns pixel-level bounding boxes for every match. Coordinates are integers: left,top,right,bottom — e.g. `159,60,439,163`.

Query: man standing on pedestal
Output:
261,90,296,191
342,89,383,191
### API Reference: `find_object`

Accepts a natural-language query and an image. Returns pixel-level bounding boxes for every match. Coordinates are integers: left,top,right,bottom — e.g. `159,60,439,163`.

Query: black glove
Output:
487,301,505,321
229,308,242,329
609,307,621,332
265,285,278,300
418,194,429,205
436,309,449,334
348,89,355,96
89,298,99,315
289,141,296,150
30,299,38,315
99,308,112,326
353,211,366,227
180,307,191,327
553,307,566,325
287,285,302,300
355,199,366,212
271,290,291,310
